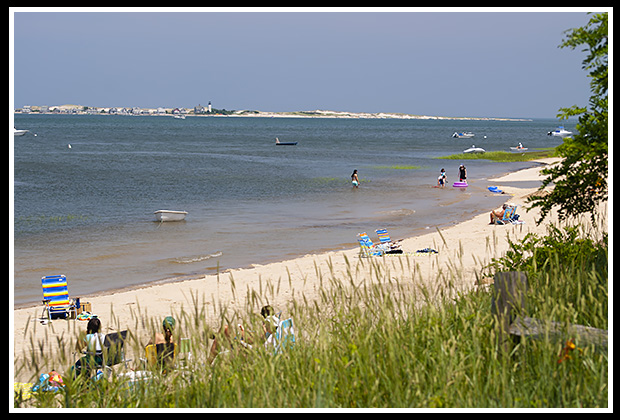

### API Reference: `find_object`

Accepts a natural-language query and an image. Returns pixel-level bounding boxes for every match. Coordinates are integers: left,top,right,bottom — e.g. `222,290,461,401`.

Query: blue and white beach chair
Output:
375,228,403,249
357,232,386,257
501,205,516,223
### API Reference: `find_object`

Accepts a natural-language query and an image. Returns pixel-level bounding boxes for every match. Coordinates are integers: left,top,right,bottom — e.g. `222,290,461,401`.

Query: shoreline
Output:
11,198,508,311
14,108,533,122
16,157,605,384
11,159,558,313
10,168,527,310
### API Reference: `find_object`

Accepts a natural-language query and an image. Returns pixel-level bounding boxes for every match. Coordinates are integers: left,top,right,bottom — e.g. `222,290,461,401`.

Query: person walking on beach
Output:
458,164,467,183
351,169,359,188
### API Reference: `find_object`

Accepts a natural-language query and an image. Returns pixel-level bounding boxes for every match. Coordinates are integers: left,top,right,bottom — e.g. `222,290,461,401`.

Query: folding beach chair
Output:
144,342,177,372
357,232,385,257
41,275,78,321
503,205,516,223
375,228,403,249
495,204,518,225
505,205,525,225
103,330,130,368
265,318,296,354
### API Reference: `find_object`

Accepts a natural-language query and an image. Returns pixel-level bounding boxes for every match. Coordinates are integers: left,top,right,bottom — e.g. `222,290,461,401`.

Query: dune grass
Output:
14,222,608,409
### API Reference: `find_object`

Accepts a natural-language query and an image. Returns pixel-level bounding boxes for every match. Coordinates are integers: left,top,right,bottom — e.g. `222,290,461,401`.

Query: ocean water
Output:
12,114,569,306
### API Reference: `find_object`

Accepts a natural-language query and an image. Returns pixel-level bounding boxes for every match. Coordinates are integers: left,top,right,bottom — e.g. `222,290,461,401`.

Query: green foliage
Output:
488,225,608,330
528,13,608,224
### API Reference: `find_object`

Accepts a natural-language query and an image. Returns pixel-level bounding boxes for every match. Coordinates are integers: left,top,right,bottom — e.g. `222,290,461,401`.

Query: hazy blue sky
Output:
12,9,598,118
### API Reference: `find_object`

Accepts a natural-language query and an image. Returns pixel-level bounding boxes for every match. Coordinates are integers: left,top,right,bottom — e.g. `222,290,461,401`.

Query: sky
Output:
11,8,602,119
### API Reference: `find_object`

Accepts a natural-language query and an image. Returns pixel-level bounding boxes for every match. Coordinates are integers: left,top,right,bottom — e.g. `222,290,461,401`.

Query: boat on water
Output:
463,145,485,154
510,143,528,152
14,128,29,136
452,131,475,139
547,126,572,137
275,137,298,146
173,114,185,119
154,210,188,222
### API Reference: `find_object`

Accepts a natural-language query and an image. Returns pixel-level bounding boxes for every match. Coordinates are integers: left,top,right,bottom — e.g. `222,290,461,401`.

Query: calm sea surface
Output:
12,114,569,306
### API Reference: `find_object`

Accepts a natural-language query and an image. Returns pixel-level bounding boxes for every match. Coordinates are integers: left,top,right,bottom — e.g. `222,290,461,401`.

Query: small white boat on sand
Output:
463,145,485,154
14,128,29,136
154,210,188,222
453,131,475,139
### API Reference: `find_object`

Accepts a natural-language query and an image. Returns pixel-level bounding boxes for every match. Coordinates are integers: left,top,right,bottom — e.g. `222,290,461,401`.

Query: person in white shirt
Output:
72,317,105,377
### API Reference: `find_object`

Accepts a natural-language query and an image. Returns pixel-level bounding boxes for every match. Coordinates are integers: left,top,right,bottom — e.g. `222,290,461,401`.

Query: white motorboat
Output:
154,210,188,222
452,131,475,139
463,145,485,154
173,114,185,119
14,128,29,136
547,126,572,137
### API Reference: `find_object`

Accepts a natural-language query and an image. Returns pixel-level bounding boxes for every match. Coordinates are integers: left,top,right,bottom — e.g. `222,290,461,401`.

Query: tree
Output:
528,12,608,224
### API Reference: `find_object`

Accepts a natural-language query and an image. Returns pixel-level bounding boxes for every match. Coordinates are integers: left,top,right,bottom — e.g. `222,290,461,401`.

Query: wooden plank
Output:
510,316,608,351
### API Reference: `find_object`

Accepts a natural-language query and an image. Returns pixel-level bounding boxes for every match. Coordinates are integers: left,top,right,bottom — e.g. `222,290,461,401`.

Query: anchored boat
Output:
154,210,188,222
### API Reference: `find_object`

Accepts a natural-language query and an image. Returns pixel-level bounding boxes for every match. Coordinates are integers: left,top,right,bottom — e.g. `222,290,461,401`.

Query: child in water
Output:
437,168,447,188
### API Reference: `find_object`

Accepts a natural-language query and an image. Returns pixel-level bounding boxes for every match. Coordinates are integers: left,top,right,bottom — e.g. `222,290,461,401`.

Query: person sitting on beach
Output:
261,305,280,338
208,305,278,363
72,317,105,377
490,204,508,224
147,316,176,346
143,316,177,371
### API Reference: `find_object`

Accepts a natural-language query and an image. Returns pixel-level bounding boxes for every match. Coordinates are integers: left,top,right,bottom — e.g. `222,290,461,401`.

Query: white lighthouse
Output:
208,101,212,113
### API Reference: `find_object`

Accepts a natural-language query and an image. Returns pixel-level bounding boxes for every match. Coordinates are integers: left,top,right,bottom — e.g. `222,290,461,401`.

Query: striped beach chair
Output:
495,205,518,225
41,275,77,321
357,232,384,257
375,228,403,249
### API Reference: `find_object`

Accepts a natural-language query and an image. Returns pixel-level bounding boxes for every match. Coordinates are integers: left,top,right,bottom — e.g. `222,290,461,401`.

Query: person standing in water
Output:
437,168,447,188
351,169,359,188
458,164,467,183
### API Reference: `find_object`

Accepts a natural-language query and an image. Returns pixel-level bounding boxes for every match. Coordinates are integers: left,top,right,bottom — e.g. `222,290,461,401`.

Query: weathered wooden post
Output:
492,271,528,352
491,270,608,353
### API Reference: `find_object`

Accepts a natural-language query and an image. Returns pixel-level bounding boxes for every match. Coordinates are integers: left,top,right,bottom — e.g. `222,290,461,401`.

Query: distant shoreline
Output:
13,106,533,122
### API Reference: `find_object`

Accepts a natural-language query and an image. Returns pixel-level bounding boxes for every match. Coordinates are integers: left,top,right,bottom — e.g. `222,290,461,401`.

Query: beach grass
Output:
437,147,558,163
14,220,607,409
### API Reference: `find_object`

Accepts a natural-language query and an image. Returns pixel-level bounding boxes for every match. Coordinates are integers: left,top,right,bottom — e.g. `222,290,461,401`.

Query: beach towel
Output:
14,383,34,401
415,248,439,256
77,311,97,321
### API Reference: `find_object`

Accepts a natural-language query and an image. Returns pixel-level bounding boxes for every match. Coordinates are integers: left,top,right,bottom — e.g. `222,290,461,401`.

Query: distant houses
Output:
14,102,217,116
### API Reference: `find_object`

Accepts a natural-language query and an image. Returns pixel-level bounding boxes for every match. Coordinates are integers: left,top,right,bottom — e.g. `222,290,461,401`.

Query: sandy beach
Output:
12,157,606,383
